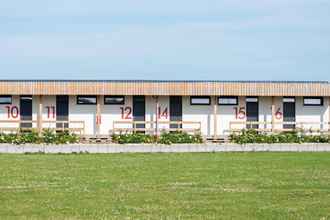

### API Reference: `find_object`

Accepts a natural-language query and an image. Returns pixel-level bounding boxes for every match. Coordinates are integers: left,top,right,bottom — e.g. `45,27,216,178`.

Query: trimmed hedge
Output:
112,132,203,144
1,131,202,145
158,132,203,145
0,130,79,145
111,133,156,144
230,129,330,144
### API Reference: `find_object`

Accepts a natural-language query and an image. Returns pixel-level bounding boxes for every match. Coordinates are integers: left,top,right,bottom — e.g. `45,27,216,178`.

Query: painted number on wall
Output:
46,106,56,119
120,107,132,119
158,107,168,119
275,108,283,120
234,107,246,120
96,115,102,124
5,106,19,119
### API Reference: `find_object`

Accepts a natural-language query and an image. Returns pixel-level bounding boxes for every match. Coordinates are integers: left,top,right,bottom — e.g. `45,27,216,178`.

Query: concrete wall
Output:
3,143,330,153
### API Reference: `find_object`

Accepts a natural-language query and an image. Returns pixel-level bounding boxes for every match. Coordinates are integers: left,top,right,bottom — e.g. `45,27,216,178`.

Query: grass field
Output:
1,153,330,220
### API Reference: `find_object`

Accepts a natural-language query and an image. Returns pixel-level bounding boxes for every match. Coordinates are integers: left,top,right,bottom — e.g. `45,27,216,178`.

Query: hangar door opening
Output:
133,96,145,131
283,97,295,129
246,97,259,129
56,95,69,129
170,96,182,129
20,96,33,128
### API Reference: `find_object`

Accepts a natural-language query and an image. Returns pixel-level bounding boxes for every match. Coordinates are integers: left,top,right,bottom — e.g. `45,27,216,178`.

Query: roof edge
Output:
0,79,328,84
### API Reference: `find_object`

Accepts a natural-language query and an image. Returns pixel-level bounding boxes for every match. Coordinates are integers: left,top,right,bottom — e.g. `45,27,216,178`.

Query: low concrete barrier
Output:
1,143,330,153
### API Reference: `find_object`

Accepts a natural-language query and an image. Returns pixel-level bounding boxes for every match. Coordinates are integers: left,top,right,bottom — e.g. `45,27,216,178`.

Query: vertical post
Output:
213,96,218,140
271,96,275,132
96,95,102,135
328,97,330,132
155,96,159,137
37,95,43,136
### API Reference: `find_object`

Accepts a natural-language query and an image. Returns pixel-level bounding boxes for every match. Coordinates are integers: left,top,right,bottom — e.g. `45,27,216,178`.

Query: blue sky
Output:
0,0,329,81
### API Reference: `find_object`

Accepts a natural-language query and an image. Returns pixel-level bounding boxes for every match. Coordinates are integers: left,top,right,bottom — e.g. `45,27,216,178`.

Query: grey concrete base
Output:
1,143,330,153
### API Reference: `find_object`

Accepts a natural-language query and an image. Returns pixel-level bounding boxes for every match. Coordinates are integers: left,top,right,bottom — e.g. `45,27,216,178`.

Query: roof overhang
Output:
0,80,329,96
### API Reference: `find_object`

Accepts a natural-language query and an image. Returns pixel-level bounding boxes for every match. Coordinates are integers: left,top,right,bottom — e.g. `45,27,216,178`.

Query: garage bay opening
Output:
133,96,145,132
170,96,182,130
20,96,32,129
246,97,259,129
283,97,296,129
56,95,69,130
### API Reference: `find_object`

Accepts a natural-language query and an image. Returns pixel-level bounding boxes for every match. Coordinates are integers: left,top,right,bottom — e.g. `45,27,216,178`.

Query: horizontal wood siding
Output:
0,81,329,96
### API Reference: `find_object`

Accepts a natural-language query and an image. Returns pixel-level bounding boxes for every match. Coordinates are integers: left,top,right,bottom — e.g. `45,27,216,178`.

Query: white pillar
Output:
155,96,159,136
271,96,275,132
96,95,102,135
37,95,43,136
213,96,218,139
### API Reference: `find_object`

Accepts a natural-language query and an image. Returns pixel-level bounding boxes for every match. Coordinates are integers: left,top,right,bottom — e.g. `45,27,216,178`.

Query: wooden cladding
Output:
0,81,329,96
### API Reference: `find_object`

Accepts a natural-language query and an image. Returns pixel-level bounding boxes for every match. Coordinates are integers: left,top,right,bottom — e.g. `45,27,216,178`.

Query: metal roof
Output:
0,79,328,83
0,80,329,96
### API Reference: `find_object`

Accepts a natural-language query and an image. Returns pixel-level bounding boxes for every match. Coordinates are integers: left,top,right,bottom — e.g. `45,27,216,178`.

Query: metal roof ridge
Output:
0,79,328,84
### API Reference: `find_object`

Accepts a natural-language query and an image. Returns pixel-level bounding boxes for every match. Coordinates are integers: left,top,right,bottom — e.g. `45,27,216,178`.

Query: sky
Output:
0,0,329,81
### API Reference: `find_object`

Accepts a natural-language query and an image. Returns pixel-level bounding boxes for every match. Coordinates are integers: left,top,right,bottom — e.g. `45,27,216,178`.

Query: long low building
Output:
0,80,329,138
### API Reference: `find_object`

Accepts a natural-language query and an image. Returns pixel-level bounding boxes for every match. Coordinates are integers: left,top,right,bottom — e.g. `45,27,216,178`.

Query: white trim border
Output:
1,143,330,153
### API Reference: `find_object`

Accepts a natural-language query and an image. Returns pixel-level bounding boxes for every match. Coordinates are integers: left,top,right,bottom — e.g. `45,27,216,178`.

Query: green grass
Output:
0,153,330,220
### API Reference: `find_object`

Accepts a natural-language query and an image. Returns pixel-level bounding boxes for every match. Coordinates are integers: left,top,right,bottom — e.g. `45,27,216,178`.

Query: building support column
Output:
213,96,218,140
96,95,102,135
37,95,43,136
155,96,159,137
271,96,275,132
328,97,330,132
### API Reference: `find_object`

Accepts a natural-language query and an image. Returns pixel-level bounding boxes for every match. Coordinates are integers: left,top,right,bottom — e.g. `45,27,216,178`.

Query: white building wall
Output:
158,96,170,131
32,96,38,129
1,95,329,136
325,97,330,131
259,97,272,130
296,97,329,131
41,95,56,129
273,97,283,130
69,95,96,135
145,96,155,132
182,96,213,136
145,96,170,132
100,95,133,135
0,95,21,130
100,95,169,135
217,96,246,135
